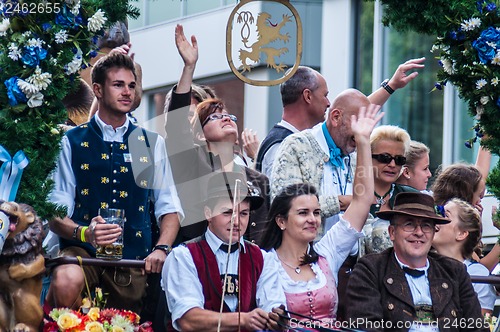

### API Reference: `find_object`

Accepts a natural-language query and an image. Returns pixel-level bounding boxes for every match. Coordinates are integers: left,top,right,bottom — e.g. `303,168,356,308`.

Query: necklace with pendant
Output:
374,184,394,208
276,252,302,274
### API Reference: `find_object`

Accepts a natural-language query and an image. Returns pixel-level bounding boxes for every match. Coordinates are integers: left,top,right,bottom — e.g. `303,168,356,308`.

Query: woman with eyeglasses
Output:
165,24,270,245
432,198,496,315
361,125,419,256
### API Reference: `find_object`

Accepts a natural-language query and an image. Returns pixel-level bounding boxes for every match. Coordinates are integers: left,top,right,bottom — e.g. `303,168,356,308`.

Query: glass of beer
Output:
96,208,125,260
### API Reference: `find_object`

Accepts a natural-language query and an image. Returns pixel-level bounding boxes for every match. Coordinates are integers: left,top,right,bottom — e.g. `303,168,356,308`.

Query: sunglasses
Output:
201,113,238,127
372,153,406,166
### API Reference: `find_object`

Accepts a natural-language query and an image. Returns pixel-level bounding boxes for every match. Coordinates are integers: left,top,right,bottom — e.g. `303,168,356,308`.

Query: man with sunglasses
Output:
345,192,487,331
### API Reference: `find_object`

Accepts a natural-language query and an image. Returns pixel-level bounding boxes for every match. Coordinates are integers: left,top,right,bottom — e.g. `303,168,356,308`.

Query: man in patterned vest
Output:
163,172,286,331
44,52,183,314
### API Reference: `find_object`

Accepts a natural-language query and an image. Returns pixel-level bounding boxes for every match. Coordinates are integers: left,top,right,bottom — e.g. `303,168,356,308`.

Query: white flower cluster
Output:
17,67,52,108
88,9,107,33
27,38,44,48
8,43,21,61
65,50,83,75
476,78,488,89
0,18,10,37
440,58,455,75
461,17,482,31
55,30,69,44
70,1,81,16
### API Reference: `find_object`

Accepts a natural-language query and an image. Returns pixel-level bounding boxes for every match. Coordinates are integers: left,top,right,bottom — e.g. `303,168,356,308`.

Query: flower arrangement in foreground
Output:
0,0,138,219
43,288,153,332
430,0,500,199
44,307,152,332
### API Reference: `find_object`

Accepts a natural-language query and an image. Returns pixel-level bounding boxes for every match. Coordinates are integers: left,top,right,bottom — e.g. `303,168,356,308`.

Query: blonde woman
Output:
396,140,432,192
361,125,419,255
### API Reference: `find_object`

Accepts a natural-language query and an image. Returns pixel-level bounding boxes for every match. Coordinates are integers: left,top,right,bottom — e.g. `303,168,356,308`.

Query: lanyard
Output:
334,155,351,195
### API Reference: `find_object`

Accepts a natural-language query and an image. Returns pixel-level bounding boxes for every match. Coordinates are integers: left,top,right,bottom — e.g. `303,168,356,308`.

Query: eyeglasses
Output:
201,113,238,127
372,153,406,166
397,221,436,233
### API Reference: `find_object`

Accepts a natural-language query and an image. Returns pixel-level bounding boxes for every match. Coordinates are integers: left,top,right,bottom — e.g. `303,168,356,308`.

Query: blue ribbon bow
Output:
0,146,29,201
322,122,345,170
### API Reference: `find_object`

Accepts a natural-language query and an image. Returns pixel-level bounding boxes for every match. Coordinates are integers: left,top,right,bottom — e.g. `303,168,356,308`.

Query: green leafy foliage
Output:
369,0,500,227
365,0,476,35
0,0,133,219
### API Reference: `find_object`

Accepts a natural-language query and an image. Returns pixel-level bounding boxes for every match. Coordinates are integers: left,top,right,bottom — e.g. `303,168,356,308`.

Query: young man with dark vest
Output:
44,52,183,314
163,172,286,331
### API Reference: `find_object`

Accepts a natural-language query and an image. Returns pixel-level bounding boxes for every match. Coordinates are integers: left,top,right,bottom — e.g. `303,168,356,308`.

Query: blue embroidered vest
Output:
59,118,157,259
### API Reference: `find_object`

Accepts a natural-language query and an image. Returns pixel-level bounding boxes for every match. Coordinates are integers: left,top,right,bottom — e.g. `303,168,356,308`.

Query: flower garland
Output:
431,0,500,200
368,0,500,219
0,0,138,219
365,0,476,36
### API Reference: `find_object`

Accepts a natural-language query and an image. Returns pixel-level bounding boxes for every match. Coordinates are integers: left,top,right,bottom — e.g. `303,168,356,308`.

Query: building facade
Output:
129,0,498,244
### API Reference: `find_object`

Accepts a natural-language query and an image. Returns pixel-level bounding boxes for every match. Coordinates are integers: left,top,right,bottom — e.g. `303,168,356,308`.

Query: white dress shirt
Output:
310,123,355,236
261,120,299,180
163,229,286,331
49,112,183,222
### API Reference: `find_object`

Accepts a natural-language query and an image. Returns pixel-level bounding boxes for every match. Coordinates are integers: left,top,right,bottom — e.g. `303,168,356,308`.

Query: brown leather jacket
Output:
345,248,488,332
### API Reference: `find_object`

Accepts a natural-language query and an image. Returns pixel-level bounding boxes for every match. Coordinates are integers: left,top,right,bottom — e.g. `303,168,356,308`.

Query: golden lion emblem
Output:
238,12,292,73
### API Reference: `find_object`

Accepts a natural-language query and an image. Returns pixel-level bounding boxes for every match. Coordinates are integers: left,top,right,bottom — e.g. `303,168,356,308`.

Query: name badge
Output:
123,153,132,163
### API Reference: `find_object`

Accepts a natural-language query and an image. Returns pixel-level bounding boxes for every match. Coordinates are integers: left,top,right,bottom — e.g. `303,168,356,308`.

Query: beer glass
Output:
96,208,125,260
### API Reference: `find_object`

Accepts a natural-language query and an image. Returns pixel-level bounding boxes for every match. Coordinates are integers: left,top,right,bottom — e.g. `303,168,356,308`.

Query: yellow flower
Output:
57,312,81,330
87,307,100,321
85,321,105,332
111,326,125,332
81,297,91,309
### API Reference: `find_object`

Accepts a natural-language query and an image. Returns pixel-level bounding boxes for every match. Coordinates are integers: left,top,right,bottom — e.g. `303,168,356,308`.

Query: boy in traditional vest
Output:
163,171,286,331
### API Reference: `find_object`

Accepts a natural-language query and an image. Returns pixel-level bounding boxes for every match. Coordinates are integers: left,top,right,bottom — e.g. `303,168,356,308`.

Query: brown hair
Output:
91,52,136,86
447,198,482,259
431,164,482,205
191,98,225,129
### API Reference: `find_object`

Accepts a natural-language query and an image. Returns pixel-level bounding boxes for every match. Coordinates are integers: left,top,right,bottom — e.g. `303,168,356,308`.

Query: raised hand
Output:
388,57,425,90
175,24,198,68
241,128,260,160
350,104,384,142
108,42,135,60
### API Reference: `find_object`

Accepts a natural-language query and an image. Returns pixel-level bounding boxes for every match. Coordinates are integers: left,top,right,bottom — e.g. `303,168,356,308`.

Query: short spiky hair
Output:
91,52,136,85
370,125,411,155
